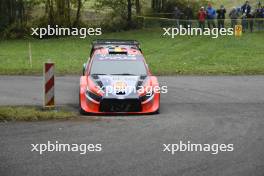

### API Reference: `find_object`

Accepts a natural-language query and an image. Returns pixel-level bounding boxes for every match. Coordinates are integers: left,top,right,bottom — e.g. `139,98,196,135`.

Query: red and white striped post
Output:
43,62,55,108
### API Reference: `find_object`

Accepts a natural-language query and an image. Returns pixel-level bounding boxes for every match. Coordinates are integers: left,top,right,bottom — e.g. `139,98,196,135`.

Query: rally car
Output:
79,40,160,114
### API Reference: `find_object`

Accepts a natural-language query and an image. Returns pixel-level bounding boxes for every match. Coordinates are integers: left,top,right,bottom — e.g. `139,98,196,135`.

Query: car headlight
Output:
140,91,154,104
85,88,102,103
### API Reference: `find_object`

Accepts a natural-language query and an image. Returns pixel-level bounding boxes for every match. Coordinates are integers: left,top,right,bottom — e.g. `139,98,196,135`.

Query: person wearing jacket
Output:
255,2,263,30
241,1,252,32
173,6,182,28
241,1,251,16
206,3,216,29
184,4,194,28
241,13,248,32
216,5,226,29
198,7,207,30
247,11,254,32
229,7,239,28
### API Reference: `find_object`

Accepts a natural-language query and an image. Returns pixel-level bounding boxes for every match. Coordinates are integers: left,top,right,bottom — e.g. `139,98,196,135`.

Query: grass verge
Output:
0,28,263,75
0,106,76,121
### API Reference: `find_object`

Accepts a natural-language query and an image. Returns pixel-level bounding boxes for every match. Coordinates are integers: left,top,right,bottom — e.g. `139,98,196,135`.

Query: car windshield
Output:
90,55,147,75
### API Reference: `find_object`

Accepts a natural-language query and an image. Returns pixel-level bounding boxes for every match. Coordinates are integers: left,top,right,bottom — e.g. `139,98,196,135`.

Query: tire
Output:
79,91,87,115
154,108,160,114
79,107,87,115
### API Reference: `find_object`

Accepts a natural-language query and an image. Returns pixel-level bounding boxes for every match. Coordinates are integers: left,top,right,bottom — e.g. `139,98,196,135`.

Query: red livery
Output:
79,40,160,114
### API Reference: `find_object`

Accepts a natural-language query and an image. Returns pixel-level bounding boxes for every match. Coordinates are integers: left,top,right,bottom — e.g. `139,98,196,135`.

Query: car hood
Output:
91,75,147,98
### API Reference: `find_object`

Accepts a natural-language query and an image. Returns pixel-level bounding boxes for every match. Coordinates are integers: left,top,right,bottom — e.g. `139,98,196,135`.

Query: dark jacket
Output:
229,9,239,19
255,7,263,18
173,8,182,19
217,8,226,19
241,4,251,16
185,7,193,20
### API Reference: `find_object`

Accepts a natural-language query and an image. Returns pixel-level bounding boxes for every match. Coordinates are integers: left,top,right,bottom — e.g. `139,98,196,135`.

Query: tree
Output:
45,0,55,25
74,0,82,27
95,0,135,29
0,0,28,30
135,0,141,15
127,0,132,27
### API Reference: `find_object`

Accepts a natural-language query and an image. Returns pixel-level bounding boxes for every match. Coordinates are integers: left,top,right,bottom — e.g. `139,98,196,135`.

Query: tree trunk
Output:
47,0,55,26
135,0,141,15
127,0,132,28
18,0,25,25
66,0,71,26
74,0,81,27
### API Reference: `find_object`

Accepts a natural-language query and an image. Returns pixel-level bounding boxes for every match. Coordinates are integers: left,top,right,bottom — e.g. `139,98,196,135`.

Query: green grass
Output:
0,106,76,121
0,28,264,75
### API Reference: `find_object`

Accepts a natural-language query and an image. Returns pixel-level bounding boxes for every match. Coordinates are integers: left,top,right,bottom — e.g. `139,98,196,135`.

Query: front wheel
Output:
79,92,87,115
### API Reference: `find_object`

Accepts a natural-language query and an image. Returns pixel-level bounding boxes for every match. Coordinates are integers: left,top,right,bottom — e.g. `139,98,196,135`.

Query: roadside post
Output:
43,61,55,108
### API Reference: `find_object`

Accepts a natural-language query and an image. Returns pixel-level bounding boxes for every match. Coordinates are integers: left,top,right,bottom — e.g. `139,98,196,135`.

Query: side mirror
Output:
82,63,87,76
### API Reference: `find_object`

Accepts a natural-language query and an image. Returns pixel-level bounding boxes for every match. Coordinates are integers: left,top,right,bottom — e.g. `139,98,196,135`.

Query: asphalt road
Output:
0,76,264,176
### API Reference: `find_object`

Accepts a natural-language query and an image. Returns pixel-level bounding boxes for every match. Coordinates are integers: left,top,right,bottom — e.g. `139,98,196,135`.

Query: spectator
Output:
247,11,254,32
198,7,207,30
255,2,263,30
173,6,182,28
206,3,216,29
216,5,226,29
184,4,194,28
241,1,251,32
241,13,248,32
262,5,264,18
241,0,251,16
229,7,239,28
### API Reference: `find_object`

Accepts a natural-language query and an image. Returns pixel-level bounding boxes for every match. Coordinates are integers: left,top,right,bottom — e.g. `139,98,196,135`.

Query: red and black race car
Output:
79,40,160,114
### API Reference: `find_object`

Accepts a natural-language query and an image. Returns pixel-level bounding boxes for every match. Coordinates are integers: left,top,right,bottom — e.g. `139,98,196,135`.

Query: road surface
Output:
0,76,264,176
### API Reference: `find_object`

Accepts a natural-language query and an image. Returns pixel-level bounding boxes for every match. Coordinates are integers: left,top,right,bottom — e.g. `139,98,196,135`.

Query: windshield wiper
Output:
111,73,136,76
91,73,107,75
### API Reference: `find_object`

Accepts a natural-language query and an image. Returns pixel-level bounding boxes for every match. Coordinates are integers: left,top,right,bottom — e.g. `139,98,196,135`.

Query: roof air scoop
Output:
108,47,127,55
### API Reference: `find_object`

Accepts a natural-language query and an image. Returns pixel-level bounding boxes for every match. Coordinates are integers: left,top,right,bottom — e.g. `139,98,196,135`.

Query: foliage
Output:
0,0,88,38
150,0,210,17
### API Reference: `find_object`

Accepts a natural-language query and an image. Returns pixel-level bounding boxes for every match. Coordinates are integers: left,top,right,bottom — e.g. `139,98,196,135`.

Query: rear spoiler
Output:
90,39,141,56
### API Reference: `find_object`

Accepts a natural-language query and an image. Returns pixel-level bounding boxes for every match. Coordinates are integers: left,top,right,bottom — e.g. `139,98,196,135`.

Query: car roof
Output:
93,45,142,56
90,39,142,56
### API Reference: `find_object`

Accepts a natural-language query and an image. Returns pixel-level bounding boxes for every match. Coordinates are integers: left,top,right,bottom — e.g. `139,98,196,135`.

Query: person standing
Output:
173,6,182,28
198,7,207,31
241,0,251,16
241,0,251,31
247,11,254,32
206,3,216,29
184,4,194,28
262,5,264,30
216,5,226,29
241,13,248,32
255,2,263,30
229,7,239,29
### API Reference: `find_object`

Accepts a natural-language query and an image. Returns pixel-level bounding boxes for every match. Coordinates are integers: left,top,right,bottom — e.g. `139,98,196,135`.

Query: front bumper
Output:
99,98,142,112
80,89,160,114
